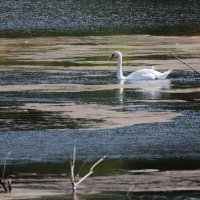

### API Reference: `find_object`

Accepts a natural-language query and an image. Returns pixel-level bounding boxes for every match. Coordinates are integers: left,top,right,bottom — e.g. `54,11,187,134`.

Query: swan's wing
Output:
125,68,173,80
156,69,173,80
127,69,156,80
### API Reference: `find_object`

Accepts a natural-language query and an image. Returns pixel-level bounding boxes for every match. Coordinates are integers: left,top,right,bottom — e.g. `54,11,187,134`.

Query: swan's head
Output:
111,51,122,59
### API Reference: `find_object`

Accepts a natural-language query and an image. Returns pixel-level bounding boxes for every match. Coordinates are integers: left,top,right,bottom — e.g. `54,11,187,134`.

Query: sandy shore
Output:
1,170,200,199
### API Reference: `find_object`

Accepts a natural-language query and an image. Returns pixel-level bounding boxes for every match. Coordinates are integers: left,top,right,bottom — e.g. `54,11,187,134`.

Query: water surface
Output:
0,35,200,199
1,0,200,36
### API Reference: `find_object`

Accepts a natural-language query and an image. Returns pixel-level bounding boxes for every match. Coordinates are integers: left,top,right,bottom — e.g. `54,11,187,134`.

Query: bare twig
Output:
170,53,200,75
2,152,11,178
70,147,76,192
69,146,106,194
76,155,106,186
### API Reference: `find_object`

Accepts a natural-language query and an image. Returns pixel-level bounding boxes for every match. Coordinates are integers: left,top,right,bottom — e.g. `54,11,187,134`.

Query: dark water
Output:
1,0,200,37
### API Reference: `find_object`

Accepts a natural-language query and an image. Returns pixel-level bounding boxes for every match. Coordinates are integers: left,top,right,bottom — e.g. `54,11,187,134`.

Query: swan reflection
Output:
117,79,171,103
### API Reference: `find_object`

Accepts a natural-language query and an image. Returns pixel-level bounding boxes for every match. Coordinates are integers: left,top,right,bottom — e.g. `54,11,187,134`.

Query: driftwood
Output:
70,147,106,194
170,53,200,75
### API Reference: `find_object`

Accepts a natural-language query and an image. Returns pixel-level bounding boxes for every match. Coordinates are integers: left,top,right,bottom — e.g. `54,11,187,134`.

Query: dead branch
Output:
69,146,106,193
70,147,76,192
170,53,200,75
2,151,11,179
76,155,106,186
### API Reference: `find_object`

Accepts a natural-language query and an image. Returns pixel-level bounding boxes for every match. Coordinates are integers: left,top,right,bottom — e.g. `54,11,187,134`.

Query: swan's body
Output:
111,51,173,80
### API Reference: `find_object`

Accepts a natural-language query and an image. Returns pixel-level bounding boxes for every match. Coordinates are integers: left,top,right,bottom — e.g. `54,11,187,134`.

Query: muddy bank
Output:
1,170,200,200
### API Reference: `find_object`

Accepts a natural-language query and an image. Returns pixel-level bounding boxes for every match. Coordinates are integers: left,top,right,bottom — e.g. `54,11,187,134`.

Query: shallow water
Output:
0,35,200,199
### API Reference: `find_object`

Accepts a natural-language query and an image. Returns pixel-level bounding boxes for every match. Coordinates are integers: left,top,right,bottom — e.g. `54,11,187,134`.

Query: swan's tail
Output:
158,69,173,80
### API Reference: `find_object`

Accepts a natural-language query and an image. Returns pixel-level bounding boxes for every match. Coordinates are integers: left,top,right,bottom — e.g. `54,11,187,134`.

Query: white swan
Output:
111,51,173,80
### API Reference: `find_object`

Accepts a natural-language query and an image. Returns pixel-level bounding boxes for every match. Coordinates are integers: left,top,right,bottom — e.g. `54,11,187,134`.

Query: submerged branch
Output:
170,53,200,75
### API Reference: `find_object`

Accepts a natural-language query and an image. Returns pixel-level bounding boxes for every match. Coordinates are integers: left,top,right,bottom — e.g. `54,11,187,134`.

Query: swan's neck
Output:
117,54,125,80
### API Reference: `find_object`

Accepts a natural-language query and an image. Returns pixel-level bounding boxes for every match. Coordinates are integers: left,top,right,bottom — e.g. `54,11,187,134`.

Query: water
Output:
0,94,200,174
0,110,199,164
1,0,200,36
0,2,200,198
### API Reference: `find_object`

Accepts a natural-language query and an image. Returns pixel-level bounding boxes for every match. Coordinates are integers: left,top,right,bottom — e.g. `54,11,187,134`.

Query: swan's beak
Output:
110,53,115,60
